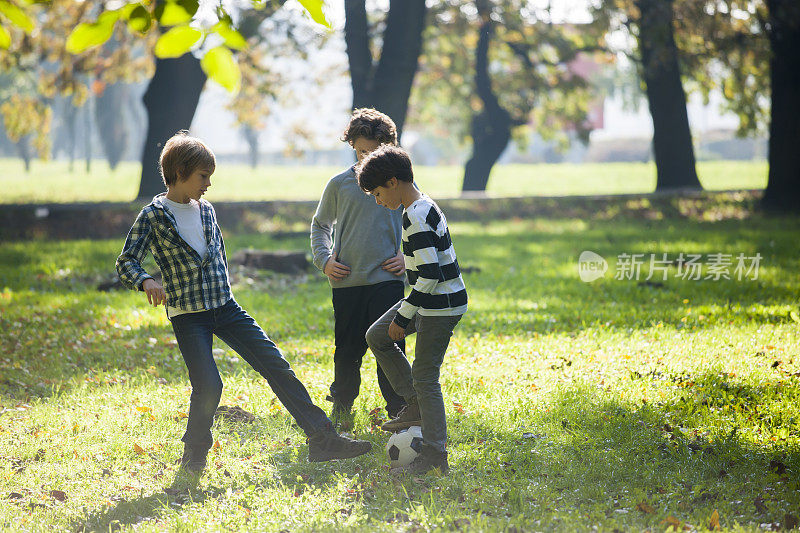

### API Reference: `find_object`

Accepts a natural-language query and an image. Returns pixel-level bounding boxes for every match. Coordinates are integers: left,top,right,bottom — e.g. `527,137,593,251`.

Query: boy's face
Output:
171,167,213,203
368,178,402,210
352,137,381,163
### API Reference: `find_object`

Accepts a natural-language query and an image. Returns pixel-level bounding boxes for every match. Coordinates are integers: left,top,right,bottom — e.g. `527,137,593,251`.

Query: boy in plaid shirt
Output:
116,131,371,473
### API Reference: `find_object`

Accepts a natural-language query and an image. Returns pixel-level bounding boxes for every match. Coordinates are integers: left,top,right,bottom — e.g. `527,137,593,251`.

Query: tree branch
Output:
344,0,373,108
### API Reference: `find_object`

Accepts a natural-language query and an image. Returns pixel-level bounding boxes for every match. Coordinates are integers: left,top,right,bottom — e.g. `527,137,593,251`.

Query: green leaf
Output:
126,4,151,34
65,11,120,54
201,46,240,92
0,24,10,49
155,0,198,26
212,20,246,50
154,25,202,58
296,0,330,28
0,1,33,33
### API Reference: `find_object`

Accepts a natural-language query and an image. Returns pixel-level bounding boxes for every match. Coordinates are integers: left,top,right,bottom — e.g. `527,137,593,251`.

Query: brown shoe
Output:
307,425,372,462
381,398,421,432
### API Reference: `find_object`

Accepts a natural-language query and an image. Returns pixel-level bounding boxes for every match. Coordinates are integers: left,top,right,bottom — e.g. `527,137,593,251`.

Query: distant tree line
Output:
0,0,797,211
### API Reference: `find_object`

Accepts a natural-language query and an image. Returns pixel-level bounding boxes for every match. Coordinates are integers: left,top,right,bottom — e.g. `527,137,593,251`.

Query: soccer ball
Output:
386,426,423,467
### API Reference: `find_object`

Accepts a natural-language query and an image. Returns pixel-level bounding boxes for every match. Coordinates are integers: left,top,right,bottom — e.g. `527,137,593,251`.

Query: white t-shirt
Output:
163,198,207,318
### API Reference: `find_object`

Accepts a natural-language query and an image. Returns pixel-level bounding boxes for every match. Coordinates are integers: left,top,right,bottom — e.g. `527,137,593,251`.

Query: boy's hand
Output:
388,321,406,341
142,278,166,307
381,250,405,275
323,257,351,281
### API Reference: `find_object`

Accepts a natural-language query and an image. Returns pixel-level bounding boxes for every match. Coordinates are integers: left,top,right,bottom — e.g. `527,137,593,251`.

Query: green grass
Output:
0,158,767,203
2,208,800,531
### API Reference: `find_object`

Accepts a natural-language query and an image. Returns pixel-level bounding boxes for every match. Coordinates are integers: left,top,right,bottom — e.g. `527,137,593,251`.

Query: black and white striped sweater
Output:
393,195,468,328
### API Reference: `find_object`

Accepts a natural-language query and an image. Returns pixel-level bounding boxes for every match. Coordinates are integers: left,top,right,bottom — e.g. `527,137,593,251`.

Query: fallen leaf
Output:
709,509,720,530
136,406,151,413
452,402,466,414
636,501,656,514
49,490,67,501
133,443,145,455
662,515,683,530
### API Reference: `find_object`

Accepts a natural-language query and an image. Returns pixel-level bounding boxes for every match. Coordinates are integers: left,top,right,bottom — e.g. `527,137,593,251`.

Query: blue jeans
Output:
170,298,330,449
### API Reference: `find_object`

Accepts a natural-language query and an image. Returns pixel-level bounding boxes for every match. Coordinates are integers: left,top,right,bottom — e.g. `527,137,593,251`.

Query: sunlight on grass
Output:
0,158,767,203
1,212,799,531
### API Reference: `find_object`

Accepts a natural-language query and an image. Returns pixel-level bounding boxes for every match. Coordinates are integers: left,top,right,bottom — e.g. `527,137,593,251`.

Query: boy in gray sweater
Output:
310,109,407,427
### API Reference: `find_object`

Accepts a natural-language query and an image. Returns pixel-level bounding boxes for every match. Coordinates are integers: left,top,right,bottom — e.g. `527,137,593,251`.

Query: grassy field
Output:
0,158,767,203
2,207,800,531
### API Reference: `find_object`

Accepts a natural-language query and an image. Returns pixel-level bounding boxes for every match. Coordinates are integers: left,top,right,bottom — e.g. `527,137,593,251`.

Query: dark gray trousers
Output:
366,300,462,452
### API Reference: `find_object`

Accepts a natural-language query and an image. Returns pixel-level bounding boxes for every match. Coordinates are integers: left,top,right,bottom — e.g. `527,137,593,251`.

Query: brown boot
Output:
381,397,421,432
307,425,372,462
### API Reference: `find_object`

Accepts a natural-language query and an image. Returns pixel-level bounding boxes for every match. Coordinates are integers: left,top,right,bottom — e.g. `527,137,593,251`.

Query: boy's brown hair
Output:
159,130,216,187
356,145,414,192
341,108,398,146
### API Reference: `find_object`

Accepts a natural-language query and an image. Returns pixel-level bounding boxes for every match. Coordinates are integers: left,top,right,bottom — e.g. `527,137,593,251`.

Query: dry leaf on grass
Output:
709,509,721,530
636,501,656,514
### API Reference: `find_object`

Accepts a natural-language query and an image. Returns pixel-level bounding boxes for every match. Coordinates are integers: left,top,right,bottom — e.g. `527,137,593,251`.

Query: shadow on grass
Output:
432,377,800,530
68,372,800,531
75,470,206,532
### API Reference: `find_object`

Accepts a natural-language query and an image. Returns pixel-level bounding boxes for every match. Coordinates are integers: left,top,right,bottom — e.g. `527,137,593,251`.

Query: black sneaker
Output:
180,444,209,473
307,425,372,462
381,398,421,432
398,445,449,475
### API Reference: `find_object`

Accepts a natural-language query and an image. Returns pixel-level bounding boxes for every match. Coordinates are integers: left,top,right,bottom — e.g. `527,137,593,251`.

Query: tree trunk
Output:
462,19,515,193
84,81,93,174
344,0,426,140
137,53,207,200
96,83,129,171
636,0,701,191
762,0,800,211
16,137,31,173
463,111,512,192
243,125,259,168
65,99,78,172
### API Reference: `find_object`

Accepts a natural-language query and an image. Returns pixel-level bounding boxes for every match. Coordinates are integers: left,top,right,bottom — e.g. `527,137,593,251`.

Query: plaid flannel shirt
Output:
116,193,232,312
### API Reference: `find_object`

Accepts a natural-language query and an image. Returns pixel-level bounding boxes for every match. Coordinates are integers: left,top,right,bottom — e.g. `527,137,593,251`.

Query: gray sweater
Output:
310,167,404,288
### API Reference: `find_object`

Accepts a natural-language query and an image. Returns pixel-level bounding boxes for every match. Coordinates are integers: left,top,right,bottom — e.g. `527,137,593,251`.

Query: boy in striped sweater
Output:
358,145,467,475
